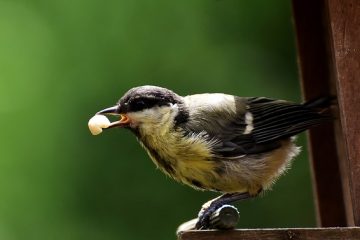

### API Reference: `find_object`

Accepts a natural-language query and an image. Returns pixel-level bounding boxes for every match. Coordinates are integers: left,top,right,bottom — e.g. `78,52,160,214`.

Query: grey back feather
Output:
177,95,330,157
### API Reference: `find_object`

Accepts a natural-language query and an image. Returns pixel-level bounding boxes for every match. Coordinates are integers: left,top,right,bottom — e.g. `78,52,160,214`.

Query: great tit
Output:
92,85,332,229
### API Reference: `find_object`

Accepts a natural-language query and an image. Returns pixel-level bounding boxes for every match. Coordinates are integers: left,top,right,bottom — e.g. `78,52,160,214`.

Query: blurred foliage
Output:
0,0,315,239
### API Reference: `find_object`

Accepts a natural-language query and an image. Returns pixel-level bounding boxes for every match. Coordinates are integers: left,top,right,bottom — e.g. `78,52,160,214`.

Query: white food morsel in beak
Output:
88,115,111,135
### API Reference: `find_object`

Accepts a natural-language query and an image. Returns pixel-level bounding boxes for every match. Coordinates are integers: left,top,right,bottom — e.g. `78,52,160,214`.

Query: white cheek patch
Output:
127,105,178,135
243,112,254,134
88,115,111,135
127,105,176,123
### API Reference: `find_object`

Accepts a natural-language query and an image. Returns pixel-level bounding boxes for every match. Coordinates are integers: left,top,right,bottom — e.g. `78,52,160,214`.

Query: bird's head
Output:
97,85,186,134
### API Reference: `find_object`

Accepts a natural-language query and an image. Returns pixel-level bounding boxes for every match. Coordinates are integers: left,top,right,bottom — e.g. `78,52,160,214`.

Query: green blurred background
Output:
0,0,316,239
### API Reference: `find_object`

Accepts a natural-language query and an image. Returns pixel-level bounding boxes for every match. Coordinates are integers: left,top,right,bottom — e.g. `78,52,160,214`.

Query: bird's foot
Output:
195,206,216,229
195,200,223,230
195,191,256,230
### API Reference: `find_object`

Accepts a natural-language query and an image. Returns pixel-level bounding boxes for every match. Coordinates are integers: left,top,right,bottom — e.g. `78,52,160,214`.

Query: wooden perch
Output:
177,227,360,240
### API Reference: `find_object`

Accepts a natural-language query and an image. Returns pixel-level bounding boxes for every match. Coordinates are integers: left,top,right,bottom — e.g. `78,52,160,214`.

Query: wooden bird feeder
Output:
178,0,360,239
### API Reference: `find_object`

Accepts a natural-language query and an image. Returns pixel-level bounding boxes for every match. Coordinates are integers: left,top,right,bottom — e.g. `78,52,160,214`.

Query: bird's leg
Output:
195,190,262,230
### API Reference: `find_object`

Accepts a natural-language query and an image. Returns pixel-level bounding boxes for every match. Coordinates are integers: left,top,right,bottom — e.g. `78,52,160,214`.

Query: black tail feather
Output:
303,96,336,109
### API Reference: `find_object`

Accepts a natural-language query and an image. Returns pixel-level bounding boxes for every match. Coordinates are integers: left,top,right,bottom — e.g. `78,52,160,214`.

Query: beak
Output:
96,105,130,128
96,106,120,115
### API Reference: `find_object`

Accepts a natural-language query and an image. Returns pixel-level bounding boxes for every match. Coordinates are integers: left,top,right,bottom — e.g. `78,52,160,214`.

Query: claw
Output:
195,213,210,229
195,204,219,230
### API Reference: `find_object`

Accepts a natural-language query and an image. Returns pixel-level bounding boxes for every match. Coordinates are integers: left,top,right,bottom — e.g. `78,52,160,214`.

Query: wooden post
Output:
326,0,360,226
292,0,348,227
292,0,360,227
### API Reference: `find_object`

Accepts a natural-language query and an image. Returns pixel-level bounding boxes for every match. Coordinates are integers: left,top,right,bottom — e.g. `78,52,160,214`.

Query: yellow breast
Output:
139,128,219,190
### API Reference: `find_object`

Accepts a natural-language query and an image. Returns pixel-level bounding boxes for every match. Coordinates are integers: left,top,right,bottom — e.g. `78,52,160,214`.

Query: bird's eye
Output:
130,99,147,111
135,100,145,107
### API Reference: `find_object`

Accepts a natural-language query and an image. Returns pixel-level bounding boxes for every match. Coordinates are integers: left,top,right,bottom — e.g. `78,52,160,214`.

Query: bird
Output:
93,85,332,229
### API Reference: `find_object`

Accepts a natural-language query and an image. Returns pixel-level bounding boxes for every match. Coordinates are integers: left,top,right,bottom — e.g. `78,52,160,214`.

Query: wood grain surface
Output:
326,0,360,226
178,227,360,240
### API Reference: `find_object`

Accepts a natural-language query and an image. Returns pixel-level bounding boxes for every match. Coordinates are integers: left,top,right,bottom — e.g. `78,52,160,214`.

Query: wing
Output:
180,95,330,157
